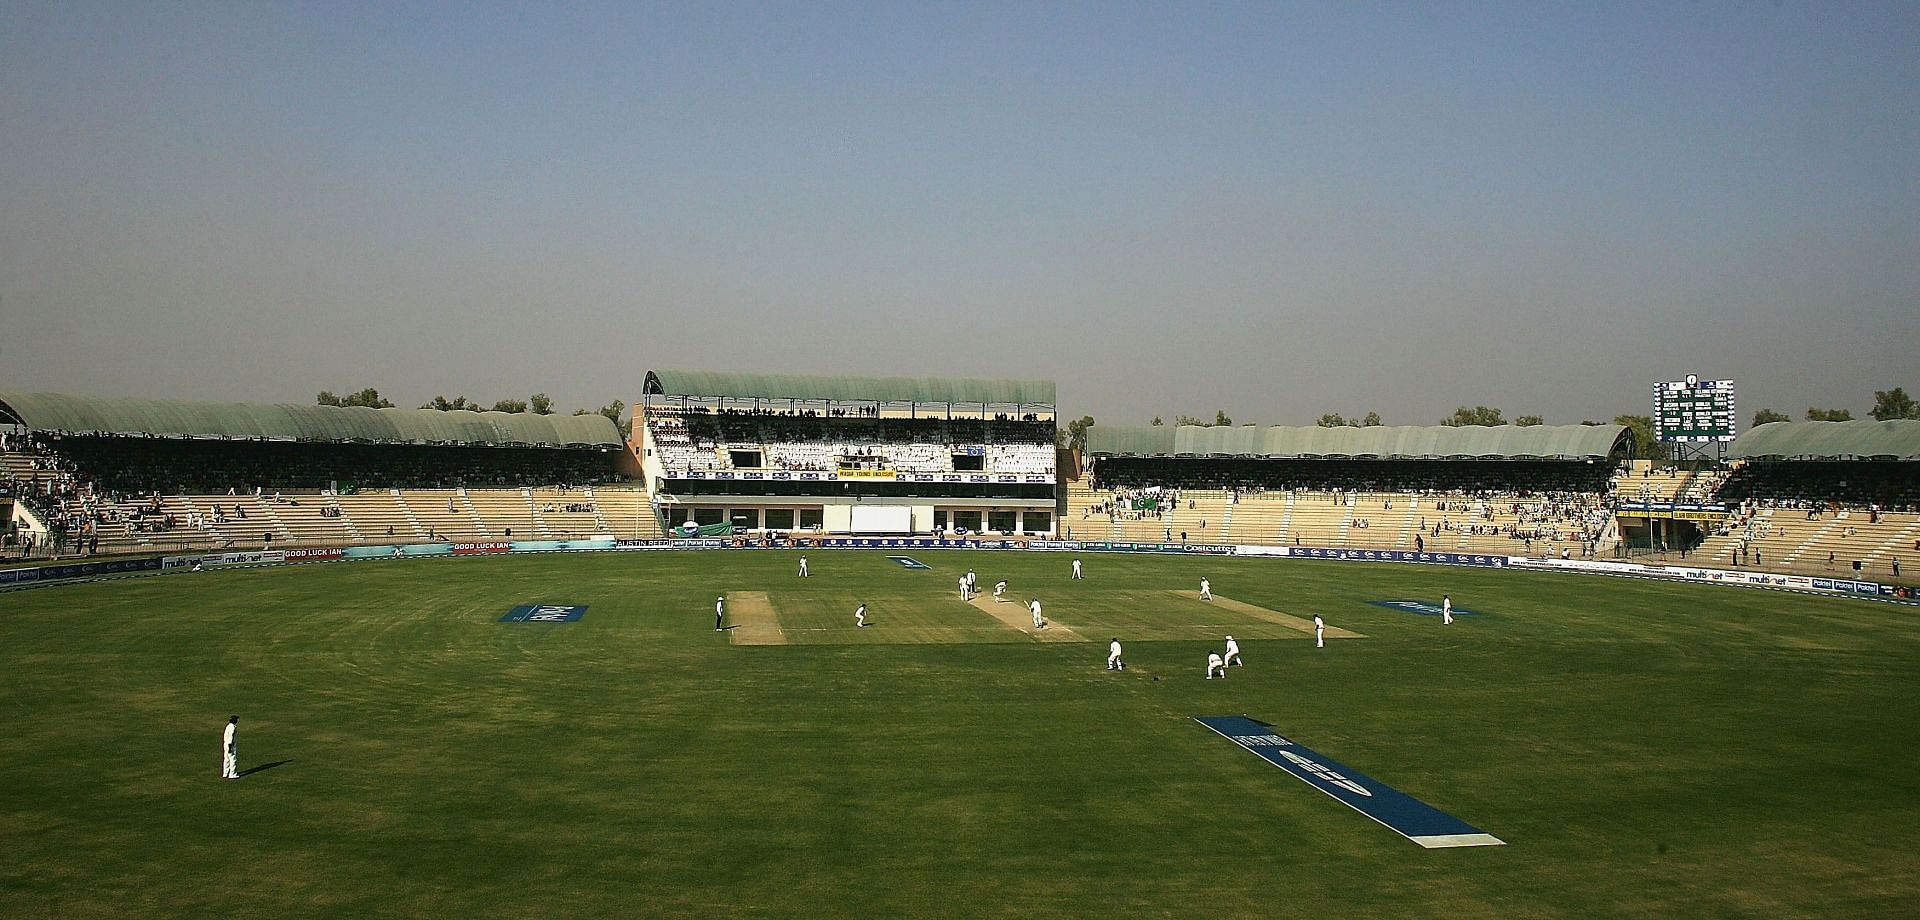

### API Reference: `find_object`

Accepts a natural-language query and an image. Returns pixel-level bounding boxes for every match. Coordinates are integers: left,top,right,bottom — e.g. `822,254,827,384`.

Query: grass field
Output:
3,549,1918,918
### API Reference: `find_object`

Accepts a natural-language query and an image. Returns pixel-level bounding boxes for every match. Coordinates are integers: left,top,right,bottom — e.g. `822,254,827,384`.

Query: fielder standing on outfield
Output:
1199,577,1212,601
1223,635,1242,668
1107,638,1125,671
1072,558,1083,579
1314,614,1325,648
798,555,809,577
221,715,239,780
855,603,868,628
1206,652,1227,679
714,595,726,631
1030,597,1046,629
1442,594,1453,625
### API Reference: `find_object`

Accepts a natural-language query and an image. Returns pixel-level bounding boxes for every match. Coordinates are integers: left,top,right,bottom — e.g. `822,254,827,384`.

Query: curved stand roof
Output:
1087,423,1631,460
0,392,622,448
1730,420,1920,460
644,369,1054,405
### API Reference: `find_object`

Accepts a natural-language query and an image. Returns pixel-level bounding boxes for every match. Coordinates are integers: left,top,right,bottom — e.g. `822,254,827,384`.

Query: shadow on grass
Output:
238,760,294,777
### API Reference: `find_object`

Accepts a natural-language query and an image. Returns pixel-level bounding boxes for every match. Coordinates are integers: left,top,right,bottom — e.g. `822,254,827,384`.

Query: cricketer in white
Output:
221,715,239,779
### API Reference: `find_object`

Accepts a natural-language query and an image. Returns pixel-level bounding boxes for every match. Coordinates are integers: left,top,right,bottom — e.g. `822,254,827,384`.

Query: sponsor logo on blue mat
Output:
886,556,931,569
1368,600,1481,617
1194,716,1504,849
501,604,587,623
1295,547,1507,567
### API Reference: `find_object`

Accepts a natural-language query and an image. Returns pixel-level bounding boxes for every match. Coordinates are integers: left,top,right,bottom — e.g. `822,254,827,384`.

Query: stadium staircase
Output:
527,487,606,539
1672,467,1701,503
157,496,207,547
50,492,145,551
330,494,363,541
464,489,525,539
1162,491,1232,544
1,451,42,484
520,488,553,537
276,495,358,545
1696,510,1830,569
406,490,486,540
1396,495,1422,548
353,490,427,541
169,494,298,549
1783,513,1846,565
1865,515,1920,570
582,486,613,533
1281,493,1354,547
462,490,492,537
589,486,663,539
255,500,297,545
1696,508,1915,580
1215,493,1287,546
1613,467,1691,504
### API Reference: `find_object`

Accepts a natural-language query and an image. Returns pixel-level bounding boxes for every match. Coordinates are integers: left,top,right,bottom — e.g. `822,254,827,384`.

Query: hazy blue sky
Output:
2,1,1914,426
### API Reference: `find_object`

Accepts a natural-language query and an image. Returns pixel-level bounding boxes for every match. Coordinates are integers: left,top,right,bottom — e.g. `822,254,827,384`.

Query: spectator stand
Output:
1689,421,1920,582
0,391,639,555
1080,422,1631,558
637,370,1058,537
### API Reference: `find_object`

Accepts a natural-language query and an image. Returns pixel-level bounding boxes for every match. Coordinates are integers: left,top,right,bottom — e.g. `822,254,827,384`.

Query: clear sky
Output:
1,1,1914,426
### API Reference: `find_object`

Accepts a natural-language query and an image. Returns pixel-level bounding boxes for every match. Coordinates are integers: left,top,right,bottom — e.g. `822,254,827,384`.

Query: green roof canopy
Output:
1086,423,1631,460
644,369,1055,405
1729,420,1920,460
0,392,622,448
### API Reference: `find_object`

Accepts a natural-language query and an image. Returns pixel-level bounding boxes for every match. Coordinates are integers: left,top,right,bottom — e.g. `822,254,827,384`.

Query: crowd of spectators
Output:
2,433,625,556
43,436,624,493
646,410,1057,478
1091,458,1616,496
656,409,1055,446
1083,459,1615,555
1080,486,1179,520
1415,494,1614,554
1712,461,1919,512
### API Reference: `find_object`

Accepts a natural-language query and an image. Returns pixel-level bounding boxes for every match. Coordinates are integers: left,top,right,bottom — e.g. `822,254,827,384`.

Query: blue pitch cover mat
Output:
1367,599,1483,617
500,604,588,623
1194,716,1504,848
885,556,932,569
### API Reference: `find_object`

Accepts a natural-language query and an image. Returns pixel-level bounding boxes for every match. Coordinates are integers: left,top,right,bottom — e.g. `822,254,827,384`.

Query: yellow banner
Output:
836,468,897,479
1618,508,1729,523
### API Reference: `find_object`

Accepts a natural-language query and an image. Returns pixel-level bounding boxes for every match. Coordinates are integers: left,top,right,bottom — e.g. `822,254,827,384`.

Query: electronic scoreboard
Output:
1653,376,1736,459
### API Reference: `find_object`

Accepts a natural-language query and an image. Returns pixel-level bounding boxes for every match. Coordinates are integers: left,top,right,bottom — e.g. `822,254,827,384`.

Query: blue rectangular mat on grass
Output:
500,604,587,623
1194,715,1504,848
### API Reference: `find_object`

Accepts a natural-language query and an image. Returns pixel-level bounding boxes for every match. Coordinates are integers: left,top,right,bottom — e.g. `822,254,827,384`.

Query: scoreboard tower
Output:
1653,375,1736,463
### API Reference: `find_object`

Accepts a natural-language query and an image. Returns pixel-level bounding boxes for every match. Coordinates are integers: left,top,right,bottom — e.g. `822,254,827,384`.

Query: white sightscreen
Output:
849,505,913,534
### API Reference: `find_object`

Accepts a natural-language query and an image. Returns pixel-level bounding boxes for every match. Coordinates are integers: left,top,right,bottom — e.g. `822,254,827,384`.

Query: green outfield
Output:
3,550,1917,918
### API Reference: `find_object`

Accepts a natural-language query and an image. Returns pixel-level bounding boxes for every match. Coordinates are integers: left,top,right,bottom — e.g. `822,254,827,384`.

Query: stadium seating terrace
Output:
7,386,1917,589
0,392,642,557
1691,421,1920,576
1076,423,1631,557
639,369,1059,532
